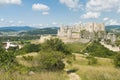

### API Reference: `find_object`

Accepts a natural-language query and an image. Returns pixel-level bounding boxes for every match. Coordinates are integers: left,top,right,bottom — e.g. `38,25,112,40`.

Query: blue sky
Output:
0,0,120,27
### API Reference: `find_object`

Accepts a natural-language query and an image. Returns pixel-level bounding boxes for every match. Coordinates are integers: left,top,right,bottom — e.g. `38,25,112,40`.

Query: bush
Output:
86,56,97,65
37,50,65,71
114,53,120,67
0,51,18,71
23,56,33,61
42,38,71,55
115,40,120,46
23,44,41,53
84,41,116,58
16,44,41,55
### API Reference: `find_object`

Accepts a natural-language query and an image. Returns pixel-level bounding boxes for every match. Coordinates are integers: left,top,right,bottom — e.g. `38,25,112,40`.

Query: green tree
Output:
16,44,41,56
84,41,116,58
0,51,18,71
42,38,71,55
114,53,120,67
24,44,41,53
37,50,65,71
86,56,97,65
115,40,120,46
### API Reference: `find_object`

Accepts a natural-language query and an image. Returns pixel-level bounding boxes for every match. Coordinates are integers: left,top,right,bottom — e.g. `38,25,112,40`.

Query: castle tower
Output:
57,25,65,37
100,23,105,31
57,30,60,36
67,29,72,39
86,23,94,32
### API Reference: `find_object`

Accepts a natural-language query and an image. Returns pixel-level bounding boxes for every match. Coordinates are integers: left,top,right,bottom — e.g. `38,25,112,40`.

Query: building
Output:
39,35,52,43
57,23,105,40
106,33,117,44
5,41,18,50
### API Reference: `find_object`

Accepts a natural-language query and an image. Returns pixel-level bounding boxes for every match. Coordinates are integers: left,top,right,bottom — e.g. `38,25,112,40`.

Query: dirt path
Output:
68,73,81,80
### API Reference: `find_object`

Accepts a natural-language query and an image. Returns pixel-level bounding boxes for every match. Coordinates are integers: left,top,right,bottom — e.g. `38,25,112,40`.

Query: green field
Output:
66,42,89,53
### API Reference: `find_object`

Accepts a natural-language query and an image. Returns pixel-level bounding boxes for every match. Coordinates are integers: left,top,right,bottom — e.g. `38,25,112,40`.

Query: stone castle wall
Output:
57,23,105,39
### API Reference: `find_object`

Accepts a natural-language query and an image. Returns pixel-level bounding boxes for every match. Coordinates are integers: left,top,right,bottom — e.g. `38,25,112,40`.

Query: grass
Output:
0,52,68,80
0,71,68,80
2,41,120,80
66,53,120,80
66,43,88,53
16,52,38,67
77,65,120,80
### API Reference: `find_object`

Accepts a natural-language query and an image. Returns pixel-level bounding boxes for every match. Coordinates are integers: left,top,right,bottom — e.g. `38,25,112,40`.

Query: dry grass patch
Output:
76,65,120,80
0,71,68,80
16,52,38,67
67,53,120,80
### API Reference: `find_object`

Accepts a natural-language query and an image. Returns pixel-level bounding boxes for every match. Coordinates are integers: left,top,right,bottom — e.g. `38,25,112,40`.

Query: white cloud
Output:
32,3,50,11
103,17,109,21
86,0,120,12
74,21,82,25
0,18,4,22
81,12,100,19
9,20,14,23
118,7,120,13
18,21,24,24
32,3,50,15
60,0,81,10
0,0,22,5
38,24,43,27
52,22,57,25
42,12,49,15
102,17,120,25
105,19,120,25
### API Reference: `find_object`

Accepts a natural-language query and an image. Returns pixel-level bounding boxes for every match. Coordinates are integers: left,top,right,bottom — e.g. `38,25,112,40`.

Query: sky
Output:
0,0,120,27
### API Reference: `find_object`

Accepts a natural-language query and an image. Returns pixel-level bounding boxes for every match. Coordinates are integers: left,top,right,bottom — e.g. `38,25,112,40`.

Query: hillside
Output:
0,26,59,36
105,25,120,33
84,41,117,58
0,25,120,36
18,27,59,35
0,26,37,32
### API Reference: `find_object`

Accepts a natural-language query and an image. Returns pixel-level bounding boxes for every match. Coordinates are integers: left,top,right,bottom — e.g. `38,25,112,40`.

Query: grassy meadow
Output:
0,71,67,80
66,43,88,53
0,52,68,80
15,52,120,80
0,40,120,80
66,53,120,80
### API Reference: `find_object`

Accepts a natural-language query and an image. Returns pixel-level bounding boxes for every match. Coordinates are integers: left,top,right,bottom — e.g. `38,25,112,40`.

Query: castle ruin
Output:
57,23,106,42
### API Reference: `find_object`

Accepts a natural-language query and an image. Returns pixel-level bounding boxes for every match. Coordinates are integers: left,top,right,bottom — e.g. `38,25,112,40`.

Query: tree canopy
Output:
42,38,71,55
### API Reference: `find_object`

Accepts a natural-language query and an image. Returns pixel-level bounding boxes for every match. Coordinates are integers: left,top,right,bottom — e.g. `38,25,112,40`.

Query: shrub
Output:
16,44,41,55
42,38,71,55
86,56,98,65
23,44,41,53
37,50,65,71
66,54,76,65
23,56,33,61
114,53,120,67
84,41,116,58
115,40,120,46
0,51,18,71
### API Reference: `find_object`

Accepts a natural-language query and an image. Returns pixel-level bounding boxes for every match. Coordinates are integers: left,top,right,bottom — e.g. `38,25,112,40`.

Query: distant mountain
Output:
0,32,3,35
105,25,120,33
0,26,37,32
18,27,59,35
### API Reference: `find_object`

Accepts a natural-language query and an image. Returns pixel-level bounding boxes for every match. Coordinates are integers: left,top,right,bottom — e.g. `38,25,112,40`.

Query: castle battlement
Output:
57,23,105,39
